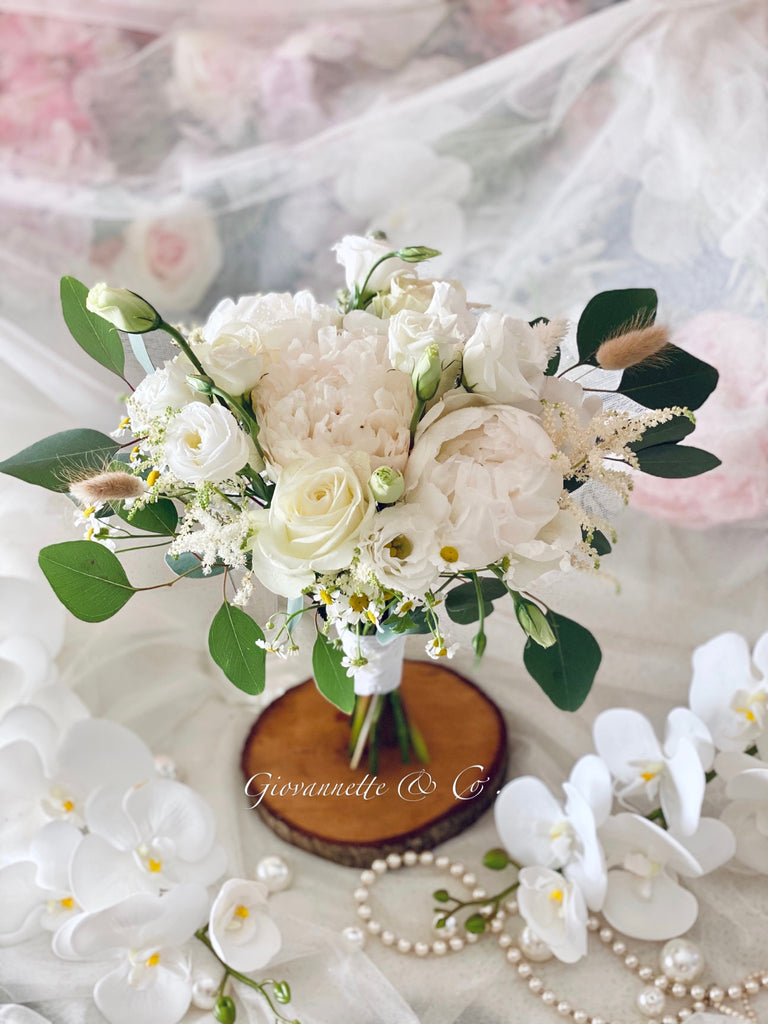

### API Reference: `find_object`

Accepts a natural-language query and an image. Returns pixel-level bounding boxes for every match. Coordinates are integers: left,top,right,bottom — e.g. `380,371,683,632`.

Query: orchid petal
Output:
569,755,613,826
94,955,192,1024
600,814,702,878
752,631,768,680
689,633,756,751
663,736,705,837
593,709,662,783
725,768,768,800
84,785,140,851
174,843,228,888
123,780,217,863
675,817,736,874
602,867,698,940
664,708,714,770
30,819,83,892
494,776,569,867
57,719,156,797
562,783,607,911
209,878,281,973
721,801,768,873
0,860,43,943
69,834,154,913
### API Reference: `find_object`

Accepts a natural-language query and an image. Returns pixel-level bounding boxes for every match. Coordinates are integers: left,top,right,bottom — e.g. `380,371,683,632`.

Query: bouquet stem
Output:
348,691,429,773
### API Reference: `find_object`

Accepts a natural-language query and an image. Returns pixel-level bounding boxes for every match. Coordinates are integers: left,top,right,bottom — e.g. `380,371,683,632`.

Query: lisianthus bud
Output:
369,466,405,505
395,246,441,263
86,283,161,334
514,597,556,648
412,343,442,401
186,373,215,395
69,471,147,505
596,325,670,370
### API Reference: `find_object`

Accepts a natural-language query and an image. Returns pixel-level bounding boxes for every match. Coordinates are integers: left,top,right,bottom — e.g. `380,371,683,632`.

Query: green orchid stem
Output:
409,398,426,446
159,322,207,376
437,880,521,928
194,930,299,1024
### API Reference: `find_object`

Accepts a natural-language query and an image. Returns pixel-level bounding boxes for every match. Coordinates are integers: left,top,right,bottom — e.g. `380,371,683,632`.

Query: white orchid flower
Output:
593,707,713,836
517,866,588,963
599,814,703,940
690,631,768,757
494,755,611,910
54,885,209,1024
0,820,83,945
717,760,768,873
209,878,282,973
71,778,227,912
0,712,156,863
0,1007,54,1024
0,635,57,716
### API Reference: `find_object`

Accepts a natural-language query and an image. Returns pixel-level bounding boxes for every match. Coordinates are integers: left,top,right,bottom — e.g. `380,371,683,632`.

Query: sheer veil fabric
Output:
0,0,766,1021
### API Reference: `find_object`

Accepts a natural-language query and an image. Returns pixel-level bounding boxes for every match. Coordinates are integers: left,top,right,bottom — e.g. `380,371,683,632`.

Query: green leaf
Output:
0,429,119,492
312,634,355,714
38,541,135,622
523,612,602,711
634,444,721,478
433,889,451,903
117,499,178,535
618,344,718,411
445,578,507,625
582,528,612,556
628,413,695,451
60,276,125,377
577,288,658,363
383,605,431,637
208,603,266,696
483,848,511,871
165,551,226,578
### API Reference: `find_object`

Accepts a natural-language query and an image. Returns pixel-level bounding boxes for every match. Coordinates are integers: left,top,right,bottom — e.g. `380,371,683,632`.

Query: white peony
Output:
127,356,202,434
253,318,414,475
405,394,571,577
163,403,254,484
248,453,375,597
463,312,567,405
387,280,475,374
333,235,412,294
357,504,442,598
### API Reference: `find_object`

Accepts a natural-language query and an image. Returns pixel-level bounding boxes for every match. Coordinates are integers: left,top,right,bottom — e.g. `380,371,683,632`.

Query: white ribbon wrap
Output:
338,631,406,697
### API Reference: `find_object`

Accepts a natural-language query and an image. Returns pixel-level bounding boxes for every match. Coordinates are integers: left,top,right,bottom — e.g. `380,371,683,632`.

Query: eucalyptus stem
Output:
160,321,207,376
409,397,426,445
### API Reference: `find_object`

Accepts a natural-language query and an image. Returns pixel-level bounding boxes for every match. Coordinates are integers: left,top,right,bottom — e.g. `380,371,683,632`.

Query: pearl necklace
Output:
345,849,768,1024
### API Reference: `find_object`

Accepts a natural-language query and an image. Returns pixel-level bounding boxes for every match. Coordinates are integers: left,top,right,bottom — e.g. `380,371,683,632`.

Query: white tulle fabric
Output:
0,0,766,1021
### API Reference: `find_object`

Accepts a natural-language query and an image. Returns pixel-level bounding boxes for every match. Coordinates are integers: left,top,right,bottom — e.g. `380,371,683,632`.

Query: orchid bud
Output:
369,466,405,505
515,598,556,648
86,284,161,334
214,996,236,1024
412,343,442,401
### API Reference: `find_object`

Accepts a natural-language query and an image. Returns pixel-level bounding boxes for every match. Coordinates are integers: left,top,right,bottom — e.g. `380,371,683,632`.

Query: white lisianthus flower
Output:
333,235,411,294
517,866,588,964
405,393,569,575
357,505,442,598
248,453,375,598
387,280,474,374
209,879,282,973
253,322,414,474
128,356,202,434
495,756,611,911
163,403,254,484
370,274,467,319
599,814,704,940
689,631,768,756
463,312,567,405
593,707,714,837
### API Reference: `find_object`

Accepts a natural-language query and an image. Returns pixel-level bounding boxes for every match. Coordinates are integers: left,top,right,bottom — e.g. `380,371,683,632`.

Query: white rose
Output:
405,394,570,573
358,505,442,597
388,280,474,374
462,312,566,406
248,453,374,597
109,199,223,315
163,403,254,484
333,235,411,295
128,355,202,433
253,322,414,475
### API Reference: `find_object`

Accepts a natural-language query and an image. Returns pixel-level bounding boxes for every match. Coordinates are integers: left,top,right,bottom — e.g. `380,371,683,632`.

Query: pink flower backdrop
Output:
0,0,765,529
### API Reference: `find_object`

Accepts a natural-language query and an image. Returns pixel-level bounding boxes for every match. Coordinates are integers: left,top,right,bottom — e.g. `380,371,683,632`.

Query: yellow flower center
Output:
440,546,459,563
185,431,202,451
549,888,564,904
319,589,333,605
62,799,75,813
399,600,413,615
83,505,96,517
640,771,659,783
349,594,369,613
85,527,94,541
734,707,757,723
147,470,160,487
118,416,131,430
235,905,250,919
148,858,162,873
60,897,74,910
385,534,413,560
145,953,160,968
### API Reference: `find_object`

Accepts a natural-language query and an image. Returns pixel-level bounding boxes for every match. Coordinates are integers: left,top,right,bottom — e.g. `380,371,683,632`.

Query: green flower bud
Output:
412,343,442,402
86,284,161,334
395,246,441,263
369,466,405,504
273,981,291,1005
214,996,237,1024
515,598,556,649
186,373,215,395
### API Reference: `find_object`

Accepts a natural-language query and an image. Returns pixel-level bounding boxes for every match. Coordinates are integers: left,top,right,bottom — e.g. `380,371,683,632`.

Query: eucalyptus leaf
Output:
445,578,507,625
0,429,119,492
576,288,658,363
312,634,355,714
523,612,601,711
634,444,721,478
618,344,718,411
582,528,612,556
208,602,266,695
60,276,125,377
629,414,695,451
117,499,178,535
38,541,135,622
165,551,226,578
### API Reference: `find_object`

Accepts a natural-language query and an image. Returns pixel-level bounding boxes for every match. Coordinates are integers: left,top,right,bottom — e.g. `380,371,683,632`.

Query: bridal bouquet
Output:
0,236,719,767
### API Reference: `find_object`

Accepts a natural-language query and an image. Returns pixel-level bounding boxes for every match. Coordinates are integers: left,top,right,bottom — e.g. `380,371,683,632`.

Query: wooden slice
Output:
241,660,508,867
